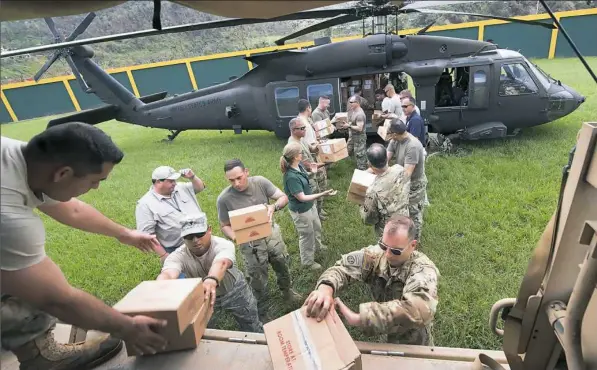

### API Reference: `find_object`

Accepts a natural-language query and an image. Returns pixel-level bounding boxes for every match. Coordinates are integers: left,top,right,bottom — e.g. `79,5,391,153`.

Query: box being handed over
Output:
228,204,272,244
377,119,392,141
113,278,212,356
347,169,377,205
333,112,348,124
318,138,349,163
314,119,336,139
264,307,362,370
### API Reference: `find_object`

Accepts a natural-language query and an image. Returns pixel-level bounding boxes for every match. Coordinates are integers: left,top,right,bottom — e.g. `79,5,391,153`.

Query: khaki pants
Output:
1,295,56,350
289,206,323,266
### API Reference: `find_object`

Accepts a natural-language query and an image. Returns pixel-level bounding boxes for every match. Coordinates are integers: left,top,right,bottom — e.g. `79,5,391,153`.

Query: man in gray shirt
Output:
216,159,302,322
157,213,262,333
136,166,205,261
386,119,427,242
339,95,368,170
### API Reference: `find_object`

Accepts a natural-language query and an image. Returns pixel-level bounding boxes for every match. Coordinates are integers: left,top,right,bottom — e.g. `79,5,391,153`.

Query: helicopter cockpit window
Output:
499,63,539,96
307,84,335,114
275,87,300,117
525,59,551,90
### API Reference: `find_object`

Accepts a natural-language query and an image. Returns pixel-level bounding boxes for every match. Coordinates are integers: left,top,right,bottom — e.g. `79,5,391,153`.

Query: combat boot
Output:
282,288,304,305
13,329,123,370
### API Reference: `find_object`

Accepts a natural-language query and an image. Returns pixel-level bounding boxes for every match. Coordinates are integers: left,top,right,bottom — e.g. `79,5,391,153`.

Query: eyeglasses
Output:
183,231,207,240
401,104,412,109
378,239,404,256
294,126,306,131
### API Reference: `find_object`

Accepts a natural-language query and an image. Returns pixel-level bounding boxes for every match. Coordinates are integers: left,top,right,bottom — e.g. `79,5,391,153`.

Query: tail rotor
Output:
34,12,96,92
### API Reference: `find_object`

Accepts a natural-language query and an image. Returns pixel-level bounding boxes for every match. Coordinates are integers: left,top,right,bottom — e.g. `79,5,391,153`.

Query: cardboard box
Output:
229,204,269,231
318,138,348,163
113,278,207,356
372,110,384,125
334,112,348,123
320,147,349,163
377,119,392,141
264,307,362,370
347,191,365,205
347,169,376,205
234,222,272,244
313,119,330,131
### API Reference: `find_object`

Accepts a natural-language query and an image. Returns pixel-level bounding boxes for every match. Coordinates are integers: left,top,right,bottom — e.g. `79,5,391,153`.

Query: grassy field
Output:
1,57,595,351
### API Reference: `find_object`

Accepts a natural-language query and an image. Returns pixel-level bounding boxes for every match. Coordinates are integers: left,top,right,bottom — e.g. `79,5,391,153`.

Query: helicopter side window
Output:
275,86,300,117
307,84,335,114
499,63,539,96
435,67,470,107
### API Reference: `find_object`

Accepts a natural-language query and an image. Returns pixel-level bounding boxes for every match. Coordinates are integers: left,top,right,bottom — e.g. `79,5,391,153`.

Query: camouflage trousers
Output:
207,275,263,333
289,205,323,266
307,174,323,216
239,223,291,318
1,294,57,350
387,324,434,346
409,177,428,241
347,132,368,170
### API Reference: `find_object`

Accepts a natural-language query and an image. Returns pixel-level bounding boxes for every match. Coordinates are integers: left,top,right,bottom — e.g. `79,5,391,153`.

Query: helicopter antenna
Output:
539,0,596,83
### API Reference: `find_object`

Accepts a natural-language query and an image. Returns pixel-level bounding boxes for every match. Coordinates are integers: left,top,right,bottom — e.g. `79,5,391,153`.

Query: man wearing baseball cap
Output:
386,119,428,243
136,166,205,261
157,213,262,333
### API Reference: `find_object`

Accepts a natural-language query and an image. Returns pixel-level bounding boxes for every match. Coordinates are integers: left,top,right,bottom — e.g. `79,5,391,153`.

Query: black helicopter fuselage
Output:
54,34,585,140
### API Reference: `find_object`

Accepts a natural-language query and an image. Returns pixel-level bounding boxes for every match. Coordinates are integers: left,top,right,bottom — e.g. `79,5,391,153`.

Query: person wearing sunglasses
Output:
386,119,427,243
303,215,439,346
360,143,410,238
400,95,426,147
339,95,368,171
287,117,326,221
157,213,263,333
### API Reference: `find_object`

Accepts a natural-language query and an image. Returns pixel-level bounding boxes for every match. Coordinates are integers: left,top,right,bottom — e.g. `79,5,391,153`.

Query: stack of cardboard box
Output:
377,119,392,141
347,169,377,205
264,307,362,370
313,118,335,139
113,278,212,356
317,138,348,163
228,204,272,244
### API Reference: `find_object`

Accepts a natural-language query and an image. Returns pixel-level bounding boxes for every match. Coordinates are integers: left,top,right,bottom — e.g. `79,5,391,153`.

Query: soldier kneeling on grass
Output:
303,215,439,346
157,213,263,333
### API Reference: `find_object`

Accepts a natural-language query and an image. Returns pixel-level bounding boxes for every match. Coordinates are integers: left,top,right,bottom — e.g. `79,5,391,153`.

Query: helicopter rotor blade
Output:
416,20,436,35
33,52,63,81
397,1,492,10
1,8,357,58
66,12,97,41
402,8,556,30
65,54,92,91
274,14,361,46
44,17,62,42
538,0,596,83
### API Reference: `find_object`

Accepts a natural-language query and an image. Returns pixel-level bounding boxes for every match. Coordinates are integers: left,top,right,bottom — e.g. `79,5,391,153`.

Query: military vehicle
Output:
1,1,592,141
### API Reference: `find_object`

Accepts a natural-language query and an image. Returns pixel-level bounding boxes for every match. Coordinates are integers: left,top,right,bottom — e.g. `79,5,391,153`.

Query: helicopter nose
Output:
547,87,584,121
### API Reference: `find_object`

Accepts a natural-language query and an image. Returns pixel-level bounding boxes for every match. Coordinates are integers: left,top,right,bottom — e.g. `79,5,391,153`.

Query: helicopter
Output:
0,0,593,143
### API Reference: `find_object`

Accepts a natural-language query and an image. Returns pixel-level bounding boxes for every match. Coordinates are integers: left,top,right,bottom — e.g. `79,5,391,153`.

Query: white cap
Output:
152,166,181,181
180,213,208,237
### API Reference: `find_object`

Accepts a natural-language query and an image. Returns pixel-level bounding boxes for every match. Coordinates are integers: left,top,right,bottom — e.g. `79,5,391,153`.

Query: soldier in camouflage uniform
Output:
303,215,439,345
217,158,302,323
360,144,410,237
343,96,368,171
157,213,263,332
386,119,428,242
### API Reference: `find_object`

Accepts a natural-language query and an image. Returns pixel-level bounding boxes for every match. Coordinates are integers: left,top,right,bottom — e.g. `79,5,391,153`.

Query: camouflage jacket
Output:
317,247,439,338
360,165,410,236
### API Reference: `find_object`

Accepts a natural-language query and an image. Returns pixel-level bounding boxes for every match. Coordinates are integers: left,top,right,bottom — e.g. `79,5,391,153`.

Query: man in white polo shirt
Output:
135,166,206,261
157,213,262,333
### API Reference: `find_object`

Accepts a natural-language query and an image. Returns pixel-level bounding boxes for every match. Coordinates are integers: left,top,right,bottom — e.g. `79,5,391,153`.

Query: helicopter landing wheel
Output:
163,129,184,142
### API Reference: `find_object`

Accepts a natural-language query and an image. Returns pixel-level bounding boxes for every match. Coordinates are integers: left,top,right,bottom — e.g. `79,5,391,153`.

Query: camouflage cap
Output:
180,213,208,237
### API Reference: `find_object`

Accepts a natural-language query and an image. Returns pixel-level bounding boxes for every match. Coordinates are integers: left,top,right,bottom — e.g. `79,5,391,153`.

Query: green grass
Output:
1,57,596,351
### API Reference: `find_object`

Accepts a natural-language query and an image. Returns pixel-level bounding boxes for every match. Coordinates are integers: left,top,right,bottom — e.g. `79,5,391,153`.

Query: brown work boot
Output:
13,330,123,370
282,288,304,305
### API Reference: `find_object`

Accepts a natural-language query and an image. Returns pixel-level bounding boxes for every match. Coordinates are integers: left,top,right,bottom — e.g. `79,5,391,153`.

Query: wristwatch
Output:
274,203,280,212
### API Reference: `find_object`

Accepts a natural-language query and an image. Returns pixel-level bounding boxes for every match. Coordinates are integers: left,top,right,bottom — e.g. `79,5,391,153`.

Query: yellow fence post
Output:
62,79,81,111
186,61,199,90
126,69,141,97
478,24,485,41
246,53,253,70
1,89,18,122
548,15,560,59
